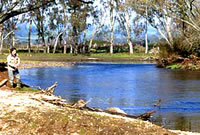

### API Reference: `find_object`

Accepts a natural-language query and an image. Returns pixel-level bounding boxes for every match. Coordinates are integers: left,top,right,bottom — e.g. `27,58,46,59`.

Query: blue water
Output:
20,62,200,132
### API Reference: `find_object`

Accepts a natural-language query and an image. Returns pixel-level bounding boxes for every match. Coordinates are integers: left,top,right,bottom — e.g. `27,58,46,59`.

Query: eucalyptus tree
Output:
0,16,18,52
116,0,135,54
49,3,66,54
168,0,200,55
0,23,14,53
108,0,115,54
135,0,200,55
134,0,176,50
67,0,93,54
0,0,55,53
33,8,49,53
0,0,93,54
28,12,33,53
88,0,108,51
9,17,18,48
61,0,68,54
20,11,34,53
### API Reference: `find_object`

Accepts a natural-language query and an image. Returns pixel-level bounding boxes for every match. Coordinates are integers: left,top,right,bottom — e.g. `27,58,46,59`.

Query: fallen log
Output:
34,83,156,121
37,82,57,96
84,106,155,120
0,79,8,87
45,82,57,95
137,110,156,120
105,107,127,115
72,99,87,109
70,100,156,120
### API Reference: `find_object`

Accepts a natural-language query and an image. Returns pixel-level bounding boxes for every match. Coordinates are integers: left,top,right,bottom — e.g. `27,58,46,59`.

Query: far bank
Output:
0,52,157,63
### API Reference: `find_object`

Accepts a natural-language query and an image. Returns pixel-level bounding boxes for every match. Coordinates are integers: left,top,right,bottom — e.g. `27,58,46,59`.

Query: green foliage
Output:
87,40,109,46
134,45,145,53
166,64,181,69
90,52,152,58
158,41,177,58
148,42,158,48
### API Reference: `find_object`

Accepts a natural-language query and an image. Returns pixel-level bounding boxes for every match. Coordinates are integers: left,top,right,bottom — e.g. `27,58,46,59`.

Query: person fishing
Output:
7,47,21,88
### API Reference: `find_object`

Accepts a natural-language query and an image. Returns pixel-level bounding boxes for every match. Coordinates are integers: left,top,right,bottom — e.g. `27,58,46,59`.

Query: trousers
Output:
8,69,21,88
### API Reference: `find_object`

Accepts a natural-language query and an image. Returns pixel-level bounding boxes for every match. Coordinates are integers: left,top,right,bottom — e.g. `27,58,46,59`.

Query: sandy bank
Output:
0,89,181,135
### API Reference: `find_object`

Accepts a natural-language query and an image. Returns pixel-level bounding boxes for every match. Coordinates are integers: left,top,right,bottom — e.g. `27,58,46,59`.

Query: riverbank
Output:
0,56,199,134
0,52,157,63
0,89,184,135
157,55,200,70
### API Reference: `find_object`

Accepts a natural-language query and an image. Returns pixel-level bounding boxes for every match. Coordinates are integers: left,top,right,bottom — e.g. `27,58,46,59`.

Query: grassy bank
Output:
0,52,156,62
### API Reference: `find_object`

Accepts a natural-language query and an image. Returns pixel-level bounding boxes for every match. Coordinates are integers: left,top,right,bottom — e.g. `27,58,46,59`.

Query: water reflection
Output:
20,63,200,132
153,112,200,132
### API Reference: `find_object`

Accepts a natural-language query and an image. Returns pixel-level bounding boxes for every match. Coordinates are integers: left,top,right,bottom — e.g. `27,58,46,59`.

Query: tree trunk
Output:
47,45,50,53
145,4,148,54
70,45,73,54
110,0,114,54
165,17,173,50
0,24,2,53
41,25,46,53
63,1,67,54
128,39,133,54
0,31,13,53
0,37,3,54
40,10,46,53
126,23,133,54
63,45,67,54
53,32,63,54
82,30,86,53
89,24,104,51
28,15,33,53
124,13,133,54
156,27,173,49
12,33,15,48
145,30,148,54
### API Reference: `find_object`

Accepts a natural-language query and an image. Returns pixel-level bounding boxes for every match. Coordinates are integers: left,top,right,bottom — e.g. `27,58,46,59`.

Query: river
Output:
20,62,200,132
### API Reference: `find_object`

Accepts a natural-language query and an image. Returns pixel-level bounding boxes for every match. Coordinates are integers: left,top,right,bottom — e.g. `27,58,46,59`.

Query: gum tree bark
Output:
109,0,114,54
145,2,148,54
28,13,33,53
89,24,104,50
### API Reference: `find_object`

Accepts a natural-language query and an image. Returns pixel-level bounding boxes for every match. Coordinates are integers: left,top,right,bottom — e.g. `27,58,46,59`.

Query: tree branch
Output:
0,0,55,24
78,0,93,4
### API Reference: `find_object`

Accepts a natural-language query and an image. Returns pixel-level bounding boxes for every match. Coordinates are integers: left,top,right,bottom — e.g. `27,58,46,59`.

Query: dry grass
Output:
0,89,177,135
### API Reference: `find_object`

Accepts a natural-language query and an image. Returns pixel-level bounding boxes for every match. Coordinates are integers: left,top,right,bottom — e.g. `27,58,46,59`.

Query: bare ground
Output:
0,88,178,135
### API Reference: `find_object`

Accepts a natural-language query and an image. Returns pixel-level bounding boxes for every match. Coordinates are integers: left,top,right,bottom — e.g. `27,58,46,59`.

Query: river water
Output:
20,62,200,132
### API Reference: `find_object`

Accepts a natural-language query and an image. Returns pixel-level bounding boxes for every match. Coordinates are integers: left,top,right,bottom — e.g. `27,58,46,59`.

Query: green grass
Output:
90,53,152,58
15,52,153,58
18,87,39,92
166,64,182,69
0,52,156,63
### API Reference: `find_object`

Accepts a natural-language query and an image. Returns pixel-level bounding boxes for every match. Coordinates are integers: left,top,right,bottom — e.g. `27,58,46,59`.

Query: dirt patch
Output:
0,89,177,135
19,61,75,69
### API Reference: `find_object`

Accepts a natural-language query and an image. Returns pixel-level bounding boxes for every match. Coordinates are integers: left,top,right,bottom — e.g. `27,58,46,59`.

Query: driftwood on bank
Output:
37,82,57,96
0,79,8,87
34,83,156,121
71,100,156,120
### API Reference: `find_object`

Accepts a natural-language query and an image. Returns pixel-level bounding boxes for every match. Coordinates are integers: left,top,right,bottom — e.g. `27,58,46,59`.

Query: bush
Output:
134,45,145,53
158,41,178,58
